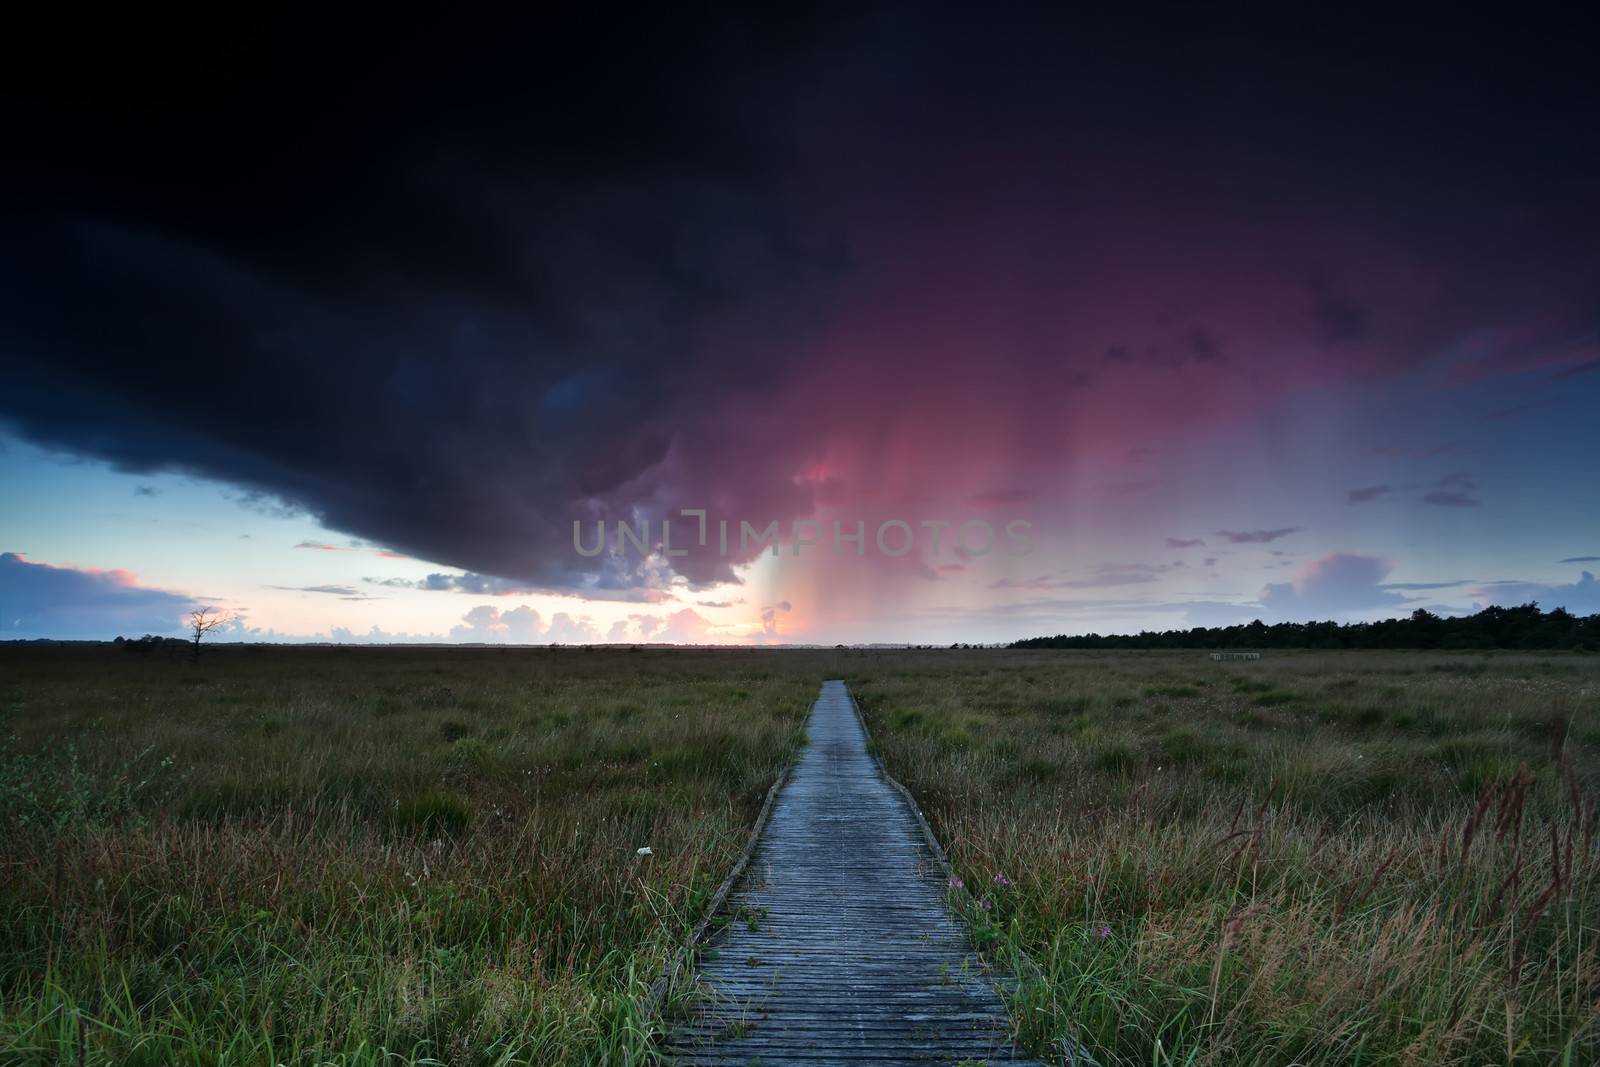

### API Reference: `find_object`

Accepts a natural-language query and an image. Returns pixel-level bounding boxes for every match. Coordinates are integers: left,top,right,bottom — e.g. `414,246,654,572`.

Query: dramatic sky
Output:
3,10,1597,644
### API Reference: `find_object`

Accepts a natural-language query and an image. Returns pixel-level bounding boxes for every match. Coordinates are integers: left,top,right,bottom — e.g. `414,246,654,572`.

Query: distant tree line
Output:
1010,604,1600,652
114,634,190,655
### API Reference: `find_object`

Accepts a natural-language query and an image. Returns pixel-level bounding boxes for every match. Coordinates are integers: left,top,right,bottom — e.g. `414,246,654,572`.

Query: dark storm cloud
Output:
3,9,1597,595
1,11,852,593
1186,328,1224,364
429,573,536,596
1309,282,1371,345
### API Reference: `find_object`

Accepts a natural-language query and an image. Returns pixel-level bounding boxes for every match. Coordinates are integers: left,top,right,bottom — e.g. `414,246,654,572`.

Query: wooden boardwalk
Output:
664,679,1041,1065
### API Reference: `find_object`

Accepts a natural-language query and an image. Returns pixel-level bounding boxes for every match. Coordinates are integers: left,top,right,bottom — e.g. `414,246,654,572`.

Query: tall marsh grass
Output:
853,649,1600,1066
6,644,1594,1064
0,646,823,1065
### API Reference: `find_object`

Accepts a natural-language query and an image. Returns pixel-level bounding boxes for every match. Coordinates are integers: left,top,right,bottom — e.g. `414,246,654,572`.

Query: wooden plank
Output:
663,680,1043,1065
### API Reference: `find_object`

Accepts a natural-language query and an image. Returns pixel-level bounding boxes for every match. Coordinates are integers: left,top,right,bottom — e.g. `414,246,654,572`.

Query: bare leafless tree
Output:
187,606,232,662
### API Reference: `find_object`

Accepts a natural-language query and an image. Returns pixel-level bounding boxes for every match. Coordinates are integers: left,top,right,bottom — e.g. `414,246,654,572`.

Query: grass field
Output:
851,650,1600,1066
0,646,822,1066
2,645,1597,1065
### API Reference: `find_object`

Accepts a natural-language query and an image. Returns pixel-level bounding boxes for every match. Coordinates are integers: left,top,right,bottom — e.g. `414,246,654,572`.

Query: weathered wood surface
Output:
664,679,1040,1065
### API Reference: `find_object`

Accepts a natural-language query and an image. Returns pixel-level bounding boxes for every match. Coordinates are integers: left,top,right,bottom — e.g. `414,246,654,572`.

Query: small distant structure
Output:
1210,651,1261,661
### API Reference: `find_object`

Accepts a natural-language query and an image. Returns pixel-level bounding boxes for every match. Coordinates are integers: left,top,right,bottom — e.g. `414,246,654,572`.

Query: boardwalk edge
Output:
842,681,1105,1067
646,752,792,1022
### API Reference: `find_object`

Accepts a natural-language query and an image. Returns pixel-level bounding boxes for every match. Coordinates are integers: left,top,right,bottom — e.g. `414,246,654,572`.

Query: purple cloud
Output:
1422,473,1481,507
0,551,198,638
1218,527,1302,544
